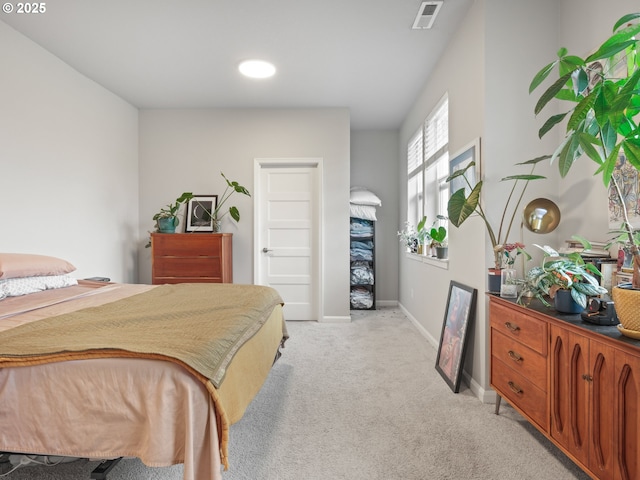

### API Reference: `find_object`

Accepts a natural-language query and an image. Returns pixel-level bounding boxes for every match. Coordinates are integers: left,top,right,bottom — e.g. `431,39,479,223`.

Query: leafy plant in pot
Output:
153,192,193,234
446,157,546,291
529,12,640,332
523,243,607,313
205,172,251,232
429,222,448,259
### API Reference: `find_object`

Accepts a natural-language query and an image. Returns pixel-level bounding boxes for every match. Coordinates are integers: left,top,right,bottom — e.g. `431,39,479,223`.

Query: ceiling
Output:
2,0,473,130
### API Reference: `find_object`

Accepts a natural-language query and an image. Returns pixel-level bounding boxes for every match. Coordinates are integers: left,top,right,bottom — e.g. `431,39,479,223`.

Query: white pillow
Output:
349,188,382,206
0,274,78,300
350,203,377,221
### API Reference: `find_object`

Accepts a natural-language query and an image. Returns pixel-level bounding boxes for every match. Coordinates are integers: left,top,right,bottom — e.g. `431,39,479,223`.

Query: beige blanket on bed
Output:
0,282,284,468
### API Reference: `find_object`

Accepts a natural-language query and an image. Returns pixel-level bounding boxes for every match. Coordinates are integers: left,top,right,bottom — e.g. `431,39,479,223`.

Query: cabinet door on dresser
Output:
550,325,616,479
614,350,640,480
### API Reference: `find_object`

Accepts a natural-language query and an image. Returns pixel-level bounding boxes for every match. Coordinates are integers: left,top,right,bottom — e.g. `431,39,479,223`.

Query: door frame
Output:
253,158,323,321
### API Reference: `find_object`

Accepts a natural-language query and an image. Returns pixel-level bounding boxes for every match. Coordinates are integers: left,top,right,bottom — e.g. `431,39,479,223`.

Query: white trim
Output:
399,302,494,404
320,315,351,323
405,252,448,270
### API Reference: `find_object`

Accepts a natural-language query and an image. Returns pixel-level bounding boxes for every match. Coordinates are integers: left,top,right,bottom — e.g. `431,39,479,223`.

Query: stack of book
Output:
558,239,611,258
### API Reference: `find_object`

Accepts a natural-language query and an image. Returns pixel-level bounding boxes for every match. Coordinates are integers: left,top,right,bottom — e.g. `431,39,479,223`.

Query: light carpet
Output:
2,307,589,479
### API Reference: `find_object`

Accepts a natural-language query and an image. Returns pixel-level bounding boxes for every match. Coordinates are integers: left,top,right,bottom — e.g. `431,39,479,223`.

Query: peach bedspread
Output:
0,281,286,480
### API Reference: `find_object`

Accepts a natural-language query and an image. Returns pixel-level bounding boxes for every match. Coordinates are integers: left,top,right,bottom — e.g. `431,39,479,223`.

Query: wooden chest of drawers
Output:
490,300,549,431
151,233,232,284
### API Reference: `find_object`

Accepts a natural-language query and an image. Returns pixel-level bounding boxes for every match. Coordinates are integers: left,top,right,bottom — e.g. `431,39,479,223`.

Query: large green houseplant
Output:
446,157,546,271
529,12,640,288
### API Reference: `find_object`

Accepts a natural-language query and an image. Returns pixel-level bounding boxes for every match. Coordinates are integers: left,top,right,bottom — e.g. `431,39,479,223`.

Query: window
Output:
407,94,449,228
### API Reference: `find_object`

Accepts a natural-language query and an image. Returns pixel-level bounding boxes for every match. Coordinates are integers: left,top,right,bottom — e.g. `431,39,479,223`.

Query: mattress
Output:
0,280,287,480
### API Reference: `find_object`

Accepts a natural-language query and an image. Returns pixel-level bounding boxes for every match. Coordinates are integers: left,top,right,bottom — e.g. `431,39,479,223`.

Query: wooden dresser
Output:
151,233,232,284
489,295,640,480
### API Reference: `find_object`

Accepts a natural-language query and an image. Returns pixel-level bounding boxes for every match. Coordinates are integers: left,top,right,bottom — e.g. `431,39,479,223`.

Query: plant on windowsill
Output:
429,218,448,259
521,243,607,313
528,12,640,332
398,221,418,253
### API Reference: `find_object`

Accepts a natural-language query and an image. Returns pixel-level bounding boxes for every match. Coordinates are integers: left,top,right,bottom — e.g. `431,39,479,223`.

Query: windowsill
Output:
405,252,449,270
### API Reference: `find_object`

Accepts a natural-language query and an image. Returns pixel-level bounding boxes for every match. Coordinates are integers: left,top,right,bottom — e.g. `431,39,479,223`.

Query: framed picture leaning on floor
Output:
435,281,477,393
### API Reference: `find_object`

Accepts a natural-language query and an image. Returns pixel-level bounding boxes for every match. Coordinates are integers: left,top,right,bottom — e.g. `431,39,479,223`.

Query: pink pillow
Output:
0,253,76,279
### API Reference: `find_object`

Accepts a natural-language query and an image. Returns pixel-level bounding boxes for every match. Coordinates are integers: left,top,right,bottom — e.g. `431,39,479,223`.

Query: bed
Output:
0,253,287,480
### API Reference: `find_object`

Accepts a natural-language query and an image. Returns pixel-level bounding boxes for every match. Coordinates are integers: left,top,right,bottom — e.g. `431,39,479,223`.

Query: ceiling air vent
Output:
412,1,443,29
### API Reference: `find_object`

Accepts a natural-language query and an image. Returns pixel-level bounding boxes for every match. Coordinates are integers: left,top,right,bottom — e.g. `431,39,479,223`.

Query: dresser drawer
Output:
492,357,548,431
153,233,222,256
491,328,547,390
153,257,221,278
490,302,547,355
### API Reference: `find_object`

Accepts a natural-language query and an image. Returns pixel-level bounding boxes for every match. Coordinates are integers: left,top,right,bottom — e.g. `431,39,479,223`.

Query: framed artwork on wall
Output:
435,280,477,393
185,195,218,232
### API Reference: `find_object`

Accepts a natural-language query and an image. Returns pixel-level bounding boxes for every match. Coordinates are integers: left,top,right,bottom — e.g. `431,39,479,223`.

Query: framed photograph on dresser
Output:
185,195,218,232
435,281,477,393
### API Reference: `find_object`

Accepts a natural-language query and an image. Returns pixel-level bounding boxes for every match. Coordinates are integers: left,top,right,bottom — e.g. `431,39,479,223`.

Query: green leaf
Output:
535,71,575,115
557,134,581,177
567,93,596,131
445,161,475,182
538,112,568,138
623,137,640,169
229,206,240,222
516,154,552,166
500,174,546,181
529,61,556,93
447,183,481,228
614,13,640,31
586,40,637,63
601,144,622,186
577,132,604,164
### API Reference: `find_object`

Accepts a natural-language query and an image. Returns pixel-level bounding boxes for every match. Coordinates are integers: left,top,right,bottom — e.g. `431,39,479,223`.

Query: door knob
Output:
262,247,272,253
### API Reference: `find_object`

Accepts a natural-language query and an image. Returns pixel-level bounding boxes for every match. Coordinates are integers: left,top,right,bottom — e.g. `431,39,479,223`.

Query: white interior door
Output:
254,160,321,321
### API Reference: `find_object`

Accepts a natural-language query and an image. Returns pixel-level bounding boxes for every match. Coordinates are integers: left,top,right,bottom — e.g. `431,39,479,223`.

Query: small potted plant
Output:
397,221,418,253
524,243,607,313
429,223,448,259
207,172,251,232
416,216,431,255
152,192,193,233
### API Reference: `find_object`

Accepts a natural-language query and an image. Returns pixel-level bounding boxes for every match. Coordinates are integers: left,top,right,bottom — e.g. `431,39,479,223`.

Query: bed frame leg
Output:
90,457,122,479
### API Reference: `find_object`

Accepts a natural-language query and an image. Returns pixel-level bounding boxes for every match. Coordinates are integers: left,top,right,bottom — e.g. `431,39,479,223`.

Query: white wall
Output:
138,108,351,320
0,21,139,282
350,130,400,304
399,0,488,397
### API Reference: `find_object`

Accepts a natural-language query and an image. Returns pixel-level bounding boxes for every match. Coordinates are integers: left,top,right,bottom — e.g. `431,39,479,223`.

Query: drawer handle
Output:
504,322,521,332
508,350,523,363
508,381,523,395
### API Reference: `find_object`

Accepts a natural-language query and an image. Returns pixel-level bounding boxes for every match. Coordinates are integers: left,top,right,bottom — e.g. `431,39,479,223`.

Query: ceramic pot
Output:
553,289,583,314
435,246,448,259
212,219,222,233
157,217,177,233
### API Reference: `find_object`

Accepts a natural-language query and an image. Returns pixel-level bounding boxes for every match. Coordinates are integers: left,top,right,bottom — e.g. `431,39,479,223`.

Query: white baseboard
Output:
320,315,351,323
399,302,496,404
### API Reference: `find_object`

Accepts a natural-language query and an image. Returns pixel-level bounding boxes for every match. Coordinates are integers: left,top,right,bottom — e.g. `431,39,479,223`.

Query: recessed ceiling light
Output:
238,60,276,79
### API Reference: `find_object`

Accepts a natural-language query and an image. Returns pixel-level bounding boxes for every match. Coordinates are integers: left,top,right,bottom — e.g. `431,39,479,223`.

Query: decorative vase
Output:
417,244,424,255
435,246,448,259
500,268,517,298
612,285,640,333
212,219,222,233
553,289,583,314
157,217,177,233
488,268,501,293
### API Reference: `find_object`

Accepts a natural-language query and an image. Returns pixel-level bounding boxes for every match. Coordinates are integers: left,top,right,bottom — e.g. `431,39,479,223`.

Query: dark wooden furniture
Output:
490,294,640,480
151,233,232,284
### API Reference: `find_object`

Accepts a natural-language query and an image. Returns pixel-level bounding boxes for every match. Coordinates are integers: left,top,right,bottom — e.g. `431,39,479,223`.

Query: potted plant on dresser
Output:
529,12,640,335
523,243,607,313
446,157,546,291
206,172,251,232
152,192,193,233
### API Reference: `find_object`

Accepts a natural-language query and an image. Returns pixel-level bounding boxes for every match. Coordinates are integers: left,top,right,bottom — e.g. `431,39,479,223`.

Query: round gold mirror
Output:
523,198,560,234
